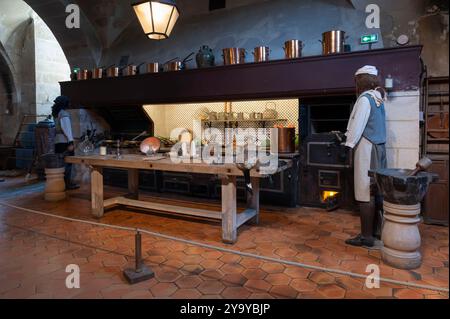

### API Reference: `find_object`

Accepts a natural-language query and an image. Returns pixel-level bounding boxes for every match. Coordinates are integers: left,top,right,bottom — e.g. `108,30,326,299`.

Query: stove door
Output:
307,142,352,168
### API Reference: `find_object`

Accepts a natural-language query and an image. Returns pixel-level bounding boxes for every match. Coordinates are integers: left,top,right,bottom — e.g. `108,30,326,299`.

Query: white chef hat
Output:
355,65,378,76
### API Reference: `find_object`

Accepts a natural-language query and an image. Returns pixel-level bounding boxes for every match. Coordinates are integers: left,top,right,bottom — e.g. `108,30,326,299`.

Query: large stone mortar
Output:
371,169,438,270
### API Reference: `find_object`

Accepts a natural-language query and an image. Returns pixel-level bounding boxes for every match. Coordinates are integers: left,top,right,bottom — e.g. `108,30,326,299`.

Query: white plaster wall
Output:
384,90,420,169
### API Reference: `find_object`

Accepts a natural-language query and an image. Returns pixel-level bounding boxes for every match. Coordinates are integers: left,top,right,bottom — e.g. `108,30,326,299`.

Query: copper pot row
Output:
223,41,304,65
75,63,161,80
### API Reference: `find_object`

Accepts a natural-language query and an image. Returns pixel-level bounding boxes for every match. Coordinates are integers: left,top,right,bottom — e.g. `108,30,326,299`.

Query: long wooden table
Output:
66,155,290,243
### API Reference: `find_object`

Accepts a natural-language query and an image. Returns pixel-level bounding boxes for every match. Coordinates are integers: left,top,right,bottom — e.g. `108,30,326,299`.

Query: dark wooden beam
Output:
61,46,423,108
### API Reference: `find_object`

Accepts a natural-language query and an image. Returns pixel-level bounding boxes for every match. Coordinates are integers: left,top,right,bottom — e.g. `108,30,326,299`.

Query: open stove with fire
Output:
299,132,354,211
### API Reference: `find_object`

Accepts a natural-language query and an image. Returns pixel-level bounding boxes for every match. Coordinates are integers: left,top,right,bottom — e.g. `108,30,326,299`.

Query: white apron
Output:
354,137,372,202
354,136,387,202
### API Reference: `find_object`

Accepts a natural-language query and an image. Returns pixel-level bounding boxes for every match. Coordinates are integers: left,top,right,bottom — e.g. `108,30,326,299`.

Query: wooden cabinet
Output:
422,156,449,225
422,77,449,226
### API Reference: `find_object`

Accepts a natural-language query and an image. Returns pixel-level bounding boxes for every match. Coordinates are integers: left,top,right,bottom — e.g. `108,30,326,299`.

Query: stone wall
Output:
0,0,36,145
0,0,70,145
34,13,71,116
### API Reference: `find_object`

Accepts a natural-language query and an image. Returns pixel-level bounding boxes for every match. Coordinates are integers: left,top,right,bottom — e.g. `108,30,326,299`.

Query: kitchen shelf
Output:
60,46,422,107
311,119,349,122
201,119,287,123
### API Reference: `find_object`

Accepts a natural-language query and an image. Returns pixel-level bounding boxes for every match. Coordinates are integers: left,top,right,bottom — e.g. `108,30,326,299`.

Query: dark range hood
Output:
95,105,154,139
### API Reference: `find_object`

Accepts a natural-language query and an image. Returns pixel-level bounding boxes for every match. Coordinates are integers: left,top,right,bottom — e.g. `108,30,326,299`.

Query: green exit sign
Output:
361,34,379,44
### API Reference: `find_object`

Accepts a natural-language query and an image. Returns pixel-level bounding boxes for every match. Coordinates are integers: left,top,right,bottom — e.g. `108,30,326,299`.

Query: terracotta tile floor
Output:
0,177,448,299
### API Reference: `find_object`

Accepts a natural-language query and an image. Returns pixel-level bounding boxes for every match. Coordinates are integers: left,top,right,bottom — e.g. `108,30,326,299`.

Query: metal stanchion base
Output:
123,265,155,284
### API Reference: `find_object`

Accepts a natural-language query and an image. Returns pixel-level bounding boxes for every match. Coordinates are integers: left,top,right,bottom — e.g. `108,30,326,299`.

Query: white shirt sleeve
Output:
60,116,74,142
345,96,371,149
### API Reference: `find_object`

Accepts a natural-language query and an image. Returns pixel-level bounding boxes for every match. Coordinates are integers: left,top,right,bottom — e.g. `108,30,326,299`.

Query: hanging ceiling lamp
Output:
132,0,180,40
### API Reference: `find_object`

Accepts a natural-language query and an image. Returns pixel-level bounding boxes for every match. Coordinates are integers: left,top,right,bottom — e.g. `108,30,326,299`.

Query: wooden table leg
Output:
127,169,139,200
91,166,104,218
221,175,237,244
247,177,260,225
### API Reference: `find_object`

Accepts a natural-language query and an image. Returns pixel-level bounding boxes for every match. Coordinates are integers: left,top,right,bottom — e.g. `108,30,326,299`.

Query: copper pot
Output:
92,68,103,79
147,63,159,73
253,46,270,62
165,61,183,72
106,67,119,78
122,65,137,77
76,69,91,80
321,30,346,55
277,127,296,153
283,40,303,59
222,48,246,65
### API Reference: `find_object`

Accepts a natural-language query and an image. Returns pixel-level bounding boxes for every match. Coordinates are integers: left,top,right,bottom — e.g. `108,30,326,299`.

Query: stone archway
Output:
23,0,103,68
0,0,72,145
0,44,18,117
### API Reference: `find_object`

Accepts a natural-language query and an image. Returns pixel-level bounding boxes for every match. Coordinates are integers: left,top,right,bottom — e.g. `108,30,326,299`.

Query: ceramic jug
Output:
196,45,215,68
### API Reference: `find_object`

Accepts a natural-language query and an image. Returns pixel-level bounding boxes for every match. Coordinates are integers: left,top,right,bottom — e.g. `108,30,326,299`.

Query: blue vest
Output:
362,93,387,145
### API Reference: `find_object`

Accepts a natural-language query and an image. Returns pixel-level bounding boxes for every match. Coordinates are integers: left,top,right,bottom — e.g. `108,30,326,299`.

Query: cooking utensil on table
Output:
320,30,347,55
283,40,303,59
253,46,270,62
222,48,246,65
408,157,433,176
140,137,161,155
236,146,260,195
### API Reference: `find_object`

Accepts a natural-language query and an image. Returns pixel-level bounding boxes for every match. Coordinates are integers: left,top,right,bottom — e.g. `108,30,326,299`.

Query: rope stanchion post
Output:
123,230,154,284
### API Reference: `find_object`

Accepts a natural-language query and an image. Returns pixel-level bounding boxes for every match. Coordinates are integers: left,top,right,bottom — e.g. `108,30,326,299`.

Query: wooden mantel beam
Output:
61,46,422,108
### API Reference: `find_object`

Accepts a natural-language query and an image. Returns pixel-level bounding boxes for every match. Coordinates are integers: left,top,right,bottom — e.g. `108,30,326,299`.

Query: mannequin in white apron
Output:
344,65,387,248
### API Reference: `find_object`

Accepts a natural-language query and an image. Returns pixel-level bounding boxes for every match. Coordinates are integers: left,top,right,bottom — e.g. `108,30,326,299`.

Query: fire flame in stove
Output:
322,191,339,201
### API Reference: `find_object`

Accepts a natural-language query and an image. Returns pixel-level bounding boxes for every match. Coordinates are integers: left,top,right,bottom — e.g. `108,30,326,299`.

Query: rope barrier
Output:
0,201,448,293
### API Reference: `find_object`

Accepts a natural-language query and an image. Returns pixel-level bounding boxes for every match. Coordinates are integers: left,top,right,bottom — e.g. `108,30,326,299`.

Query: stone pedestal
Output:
381,201,421,269
371,168,438,270
44,167,66,201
